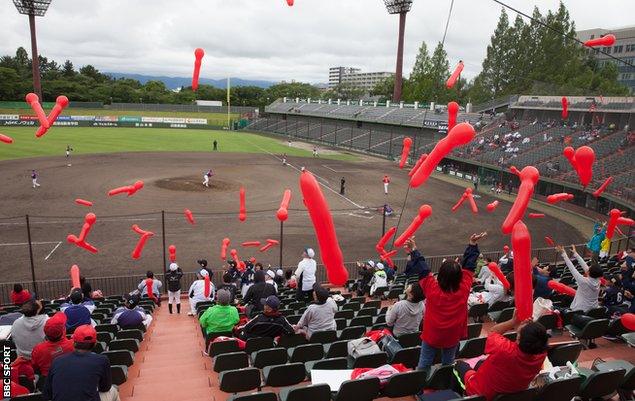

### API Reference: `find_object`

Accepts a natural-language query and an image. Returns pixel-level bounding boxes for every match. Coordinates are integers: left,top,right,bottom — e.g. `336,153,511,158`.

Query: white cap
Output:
169,263,178,272
305,248,315,258
376,263,384,270
266,269,275,279
276,269,283,276
367,260,375,268
199,269,209,277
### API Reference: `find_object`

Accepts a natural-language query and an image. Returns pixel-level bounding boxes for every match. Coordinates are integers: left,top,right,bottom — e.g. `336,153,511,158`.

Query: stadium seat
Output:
622,332,635,347
96,331,113,345
93,341,106,354
102,350,134,367
349,351,388,368
350,316,373,327
244,337,274,354
389,346,420,369
324,340,349,358
457,337,486,359
209,339,241,357
382,370,427,397
286,315,302,325
397,332,422,348
585,307,608,319
364,300,381,309
335,318,347,330
288,343,324,363
251,348,288,369
357,307,378,317
565,318,610,348
277,333,308,348
305,357,348,379
578,369,626,401
536,314,557,331
490,307,515,324
547,342,583,366
94,324,118,336
468,303,489,322
227,392,278,401
425,364,455,390
503,332,517,342
491,388,536,401
465,323,483,340
335,310,354,320
342,302,361,312
339,326,366,341
214,352,249,373
279,383,331,401
219,368,262,394
262,362,306,387
108,339,139,353
532,376,582,401
333,377,380,401
309,330,338,344
115,329,143,342
110,365,128,385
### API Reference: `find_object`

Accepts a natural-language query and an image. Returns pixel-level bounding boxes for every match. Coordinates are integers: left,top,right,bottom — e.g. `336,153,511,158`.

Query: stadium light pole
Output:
13,0,53,100
383,0,413,103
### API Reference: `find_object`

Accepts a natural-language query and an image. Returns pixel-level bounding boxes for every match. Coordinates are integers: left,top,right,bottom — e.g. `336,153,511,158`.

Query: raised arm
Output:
556,245,584,284
462,232,487,271
570,245,589,273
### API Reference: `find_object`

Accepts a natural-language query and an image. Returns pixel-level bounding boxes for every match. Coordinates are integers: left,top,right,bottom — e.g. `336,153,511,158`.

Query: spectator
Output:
11,300,48,360
197,259,211,277
295,248,317,301
43,325,118,401
165,262,183,314
61,289,93,331
137,271,162,306
455,317,548,401
599,237,610,261
219,273,238,304
416,232,486,371
532,257,553,299
386,284,425,337
243,270,277,316
295,284,337,338
240,296,295,340
240,263,256,297
111,293,152,329
557,244,602,312
79,276,92,300
274,269,285,287
370,263,388,296
602,275,627,317
285,269,297,289
226,260,242,286
31,312,74,381
355,261,375,296
476,257,491,281
586,222,607,264
187,269,215,316
10,284,31,306
404,240,429,278
499,251,513,274
265,270,279,292
384,263,395,282
199,289,239,335
482,275,512,306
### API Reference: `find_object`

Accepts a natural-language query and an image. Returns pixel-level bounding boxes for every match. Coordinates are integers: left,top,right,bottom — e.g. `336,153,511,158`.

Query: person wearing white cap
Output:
370,263,388,296
265,270,278,292
187,269,215,316
166,263,183,314
294,248,317,301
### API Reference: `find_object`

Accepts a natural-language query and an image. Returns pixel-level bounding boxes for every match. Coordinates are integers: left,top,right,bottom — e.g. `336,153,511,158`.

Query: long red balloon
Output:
300,169,348,285
146,278,154,300
592,176,613,197
394,205,433,247
501,166,539,234
168,244,176,262
0,134,13,144
76,213,96,243
547,193,574,204
528,213,545,218
399,137,413,169
204,275,211,298
220,238,230,260
375,226,397,253
108,180,144,197
132,225,154,260
446,61,464,89
408,153,427,177
184,209,195,225
486,200,499,212
621,313,635,331
511,220,533,321
25,93,49,129
276,189,292,222
451,191,469,212
466,188,478,214
410,123,475,188
447,101,459,131
241,241,261,247
192,48,204,91
75,199,93,207
239,187,246,222
487,262,510,290
584,34,615,48
544,236,555,246
607,208,634,240
70,265,81,289
561,97,568,120
36,95,69,138
548,280,576,297
574,146,595,187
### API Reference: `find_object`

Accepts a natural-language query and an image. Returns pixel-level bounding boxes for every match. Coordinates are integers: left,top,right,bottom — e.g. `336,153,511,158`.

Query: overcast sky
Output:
1,0,632,84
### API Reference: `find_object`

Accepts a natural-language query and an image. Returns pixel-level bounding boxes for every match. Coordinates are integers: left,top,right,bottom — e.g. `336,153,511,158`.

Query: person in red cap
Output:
31,312,74,384
382,175,390,195
43,324,118,401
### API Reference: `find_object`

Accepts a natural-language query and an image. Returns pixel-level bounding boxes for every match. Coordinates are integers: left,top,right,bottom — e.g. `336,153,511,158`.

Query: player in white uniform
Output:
203,169,214,187
31,170,40,188
65,145,73,166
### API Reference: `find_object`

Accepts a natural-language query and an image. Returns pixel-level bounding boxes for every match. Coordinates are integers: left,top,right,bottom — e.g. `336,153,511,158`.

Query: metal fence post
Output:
161,211,167,279
382,204,387,237
25,214,38,296
279,221,284,269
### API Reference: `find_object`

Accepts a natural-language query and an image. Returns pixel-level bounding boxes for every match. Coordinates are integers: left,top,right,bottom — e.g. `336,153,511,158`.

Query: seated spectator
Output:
31,312,74,382
240,296,295,340
557,244,602,313
265,269,279,293
12,299,48,359
274,269,285,287
355,261,375,296
603,275,627,317
370,263,388,296
187,269,215,316
384,263,395,282
10,284,31,306
43,325,118,401
404,241,429,278
111,293,153,329
199,289,239,335
469,276,511,306
61,289,93,331
285,269,297,289
137,270,162,306
477,257,493,282
9,354,35,392
219,273,238,304
243,270,277,316
532,258,553,299
295,284,338,338
455,317,548,401
499,251,513,273
386,284,425,337
240,263,256,297
79,276,93,300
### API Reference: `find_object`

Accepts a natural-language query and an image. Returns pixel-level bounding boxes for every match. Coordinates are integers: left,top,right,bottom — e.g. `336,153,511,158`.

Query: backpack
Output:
348,337,381,358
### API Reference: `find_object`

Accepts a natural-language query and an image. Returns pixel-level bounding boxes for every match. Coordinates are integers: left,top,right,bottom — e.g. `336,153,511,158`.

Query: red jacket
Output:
31,338,75,376
383,176,390,184
10,290,31,305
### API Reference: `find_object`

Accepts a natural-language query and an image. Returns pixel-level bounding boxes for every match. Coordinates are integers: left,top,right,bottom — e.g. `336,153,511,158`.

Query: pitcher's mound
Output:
154,176,235,192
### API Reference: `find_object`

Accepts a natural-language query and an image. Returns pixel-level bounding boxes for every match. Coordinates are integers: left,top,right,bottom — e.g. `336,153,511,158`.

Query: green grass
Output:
0,126,357,161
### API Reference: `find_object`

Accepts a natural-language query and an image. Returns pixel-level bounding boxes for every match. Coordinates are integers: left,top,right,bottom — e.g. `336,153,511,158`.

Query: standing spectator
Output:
243,271,277,316
137,271,162,306
557,245,602,313
599,237,611,261
274,269,285,288
240,296,295,340
417,232,487,371
295,284,337,339
31,312,74,382
43,325,118,401
165,263,183,314
111,293,152,329
199,289,239,336
187,269,215,316
11,300,48,360
370,263,388,296
586,222,607,264
265,270,279,292
382,175,390,195
356,261,375,296
404,238,429,278
219,273,238,304
340,177,346,195
61,289,93,331
384,263,395,282
10,284,31,306
295,248,317,301
386,284,425,337
241,263,256,297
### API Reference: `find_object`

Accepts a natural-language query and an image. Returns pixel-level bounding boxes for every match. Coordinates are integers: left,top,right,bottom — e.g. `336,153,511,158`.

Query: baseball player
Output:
282,153,287,166
65,145,73,166
203,169,214,187
31,170,40,188
382,175,390,195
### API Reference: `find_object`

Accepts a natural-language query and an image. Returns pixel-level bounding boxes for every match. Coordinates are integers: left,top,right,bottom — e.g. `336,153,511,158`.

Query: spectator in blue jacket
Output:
61,289,94,331
586,222,607,264
404,237,429,278
111,293,153,329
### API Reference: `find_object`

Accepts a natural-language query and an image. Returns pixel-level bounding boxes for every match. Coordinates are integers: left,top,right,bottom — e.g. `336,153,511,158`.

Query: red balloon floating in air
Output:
547,193,574,204
192,48,204,91
544,236,555,247
25,93,50,130
276,189,292,222
108,180,144,197
399,137,413,169
561,97,568,120
238,187,246,222
606,208,634,240
67,213,98,254
241,241,261,247
287,0,294,5
75,199,93,207
528,213,545,218
393,205,433,248
36,95,69,138
0,134,13,144
131,224,154,260
447,101,459,131
259,239,279,253
70,265,81,289
220,238,230,260
563,146,595,187
501,166,539,235
168,244,176,262
446,60,464,89
451,188,476,213
184,209,195,225
486,200,499,212
409,153,427,177
592,176,613,198
584,34,615,48
511,220,533,321
487,262,510,290
375,226,397,254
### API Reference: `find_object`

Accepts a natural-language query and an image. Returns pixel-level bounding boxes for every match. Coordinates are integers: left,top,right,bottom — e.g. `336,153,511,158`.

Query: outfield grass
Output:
0,126,357,161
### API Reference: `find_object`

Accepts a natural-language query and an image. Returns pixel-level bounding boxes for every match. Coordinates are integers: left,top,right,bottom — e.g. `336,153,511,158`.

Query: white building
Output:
341,71,394,92
329,67,361,88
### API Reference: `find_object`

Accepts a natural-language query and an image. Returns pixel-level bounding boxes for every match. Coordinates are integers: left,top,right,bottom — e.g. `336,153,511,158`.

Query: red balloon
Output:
131,224,154,260
230,248,243,271
511,220,533,321
487,262,510,290
74,198,93,207
241,241,261,247
547,280,576,297
451,189,469,212
593,176,613,197
168,244,177,262
192,48,204,91
0,134,13,144
25,93,50,129
276,189,292,222
547,193,574,204
486,200,499,212
36,95,69,138
67,235,98,254
70,265,81,289
584,34,615,48
259,239,279,253
300,169,348,285
68,213,96,244
145,278,154,300
287,0,294,5
375,226,397,253
204,275,211,298
184,209,195,225
447,101,459,131
607,208,634,240
399,137,413,169
220,238,230,260
561,97,568,120
108,180,144,197
381,249,398,259
621,313,635,331
394,205,433,247
239,187,246,222
446,61,464,89
501,166,539,234
544,236,555,246
574,146,595,187
528,213,545,218
408,153,427,177
465,188,478,214
410,123,475,188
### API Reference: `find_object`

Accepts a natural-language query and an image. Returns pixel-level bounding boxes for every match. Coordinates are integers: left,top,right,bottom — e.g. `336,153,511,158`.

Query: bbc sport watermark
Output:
3,345,11,398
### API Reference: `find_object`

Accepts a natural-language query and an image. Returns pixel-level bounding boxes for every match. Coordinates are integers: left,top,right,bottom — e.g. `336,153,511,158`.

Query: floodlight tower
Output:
383,0,413,103
13,0,53,100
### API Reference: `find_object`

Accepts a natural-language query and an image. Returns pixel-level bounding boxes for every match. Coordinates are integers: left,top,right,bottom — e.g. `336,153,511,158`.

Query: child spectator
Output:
31,312,74,381
187,269,215,316
219,273,238,304
10,284,31,306
240,296,295,340
165,263,183,314
199,289,239,335
603,275,626,316
386,284,425,337
111,293,153,329
586,222,607,264
137,271,162,306
295,284,337,339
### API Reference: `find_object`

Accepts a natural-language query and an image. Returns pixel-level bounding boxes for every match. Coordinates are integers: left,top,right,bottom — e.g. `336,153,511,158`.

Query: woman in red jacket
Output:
415,232,487,371
10,284,32,306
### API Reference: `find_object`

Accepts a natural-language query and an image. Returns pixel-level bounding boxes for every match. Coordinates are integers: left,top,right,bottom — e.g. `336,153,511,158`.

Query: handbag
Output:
379,335,403,360
348,337,381,358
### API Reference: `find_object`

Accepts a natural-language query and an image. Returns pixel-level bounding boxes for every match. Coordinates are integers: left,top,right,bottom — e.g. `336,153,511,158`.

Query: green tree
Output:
371,76,396,101
62,60,75,77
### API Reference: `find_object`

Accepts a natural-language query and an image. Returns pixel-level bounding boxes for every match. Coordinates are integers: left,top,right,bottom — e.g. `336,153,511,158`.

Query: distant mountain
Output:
104,72,277,89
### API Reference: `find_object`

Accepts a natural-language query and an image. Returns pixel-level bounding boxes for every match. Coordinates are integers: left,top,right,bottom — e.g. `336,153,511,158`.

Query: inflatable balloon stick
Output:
241,241,261,247
145,278,154,301
300,169,348,285
584,34,616,48
168,244,177,262
239,187,246,222
131,224,154,260
379,251,396,268
446,61,464,89
0,134,13,144
563,146,595,187
486,200,499,212
487,262,510,290
108,180,144,197
230,248,244,271
381,249,399,259
276,189,292,222
184,209,195,225
528,213,545,218
544,236,555,246
36,95,69,137
204,275,211,298
511,220,533,321
67,213,98,253
607,208,635,240
410,123,475,188
25,93,49,129
70,265,81,289
394,205,433,247
465,188,478,213
192,48,204,91
220,238,230,260
501,166,539,234
621,313,635,331
259,239,280,253
593,176,614,197
548,280,576,297
547,193,574,204
287,0,294,6
408,153,427,177
561,97,568,120
375,226,397,253
451,190,469,212
75,199,93,207
447,101,459,131
399,137,413,169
